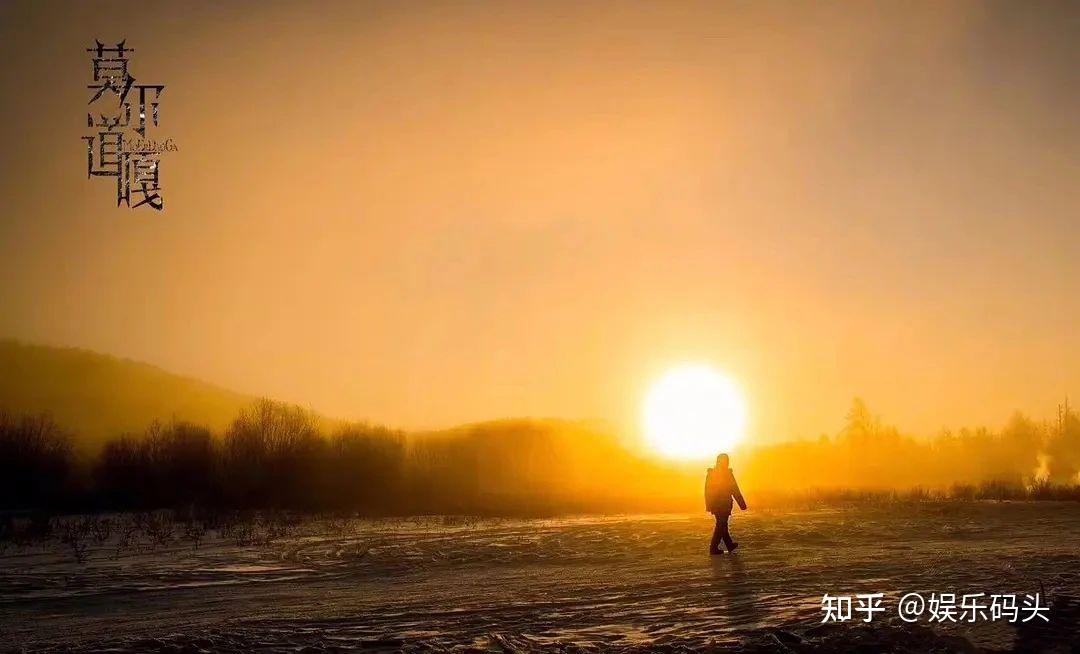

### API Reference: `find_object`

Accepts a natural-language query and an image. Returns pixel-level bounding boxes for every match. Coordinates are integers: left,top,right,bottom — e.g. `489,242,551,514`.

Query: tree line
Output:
1,400,406,513
0,399,679,514
2,398,1079,514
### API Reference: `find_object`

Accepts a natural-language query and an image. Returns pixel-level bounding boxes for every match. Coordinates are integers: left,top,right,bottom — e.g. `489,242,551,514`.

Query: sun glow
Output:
643,364,747,460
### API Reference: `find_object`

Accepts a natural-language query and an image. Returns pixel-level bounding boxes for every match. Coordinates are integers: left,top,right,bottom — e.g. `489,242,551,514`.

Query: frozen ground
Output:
1,503,1078,652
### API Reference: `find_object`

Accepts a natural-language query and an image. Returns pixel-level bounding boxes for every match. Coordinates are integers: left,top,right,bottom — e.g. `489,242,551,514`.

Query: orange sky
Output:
0,1,1077,442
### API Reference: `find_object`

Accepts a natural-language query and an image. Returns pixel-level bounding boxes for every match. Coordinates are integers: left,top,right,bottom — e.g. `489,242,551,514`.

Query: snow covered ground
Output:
2,503,1078,652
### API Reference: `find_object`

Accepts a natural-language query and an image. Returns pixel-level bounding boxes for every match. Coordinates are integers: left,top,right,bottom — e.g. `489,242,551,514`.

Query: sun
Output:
642,364,747,460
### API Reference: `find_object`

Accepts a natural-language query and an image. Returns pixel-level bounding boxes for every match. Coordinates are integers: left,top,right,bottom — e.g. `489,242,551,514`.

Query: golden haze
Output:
0,1,1076,447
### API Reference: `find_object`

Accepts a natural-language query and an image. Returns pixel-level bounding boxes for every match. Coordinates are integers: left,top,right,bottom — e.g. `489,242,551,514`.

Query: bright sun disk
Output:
643,364,747,460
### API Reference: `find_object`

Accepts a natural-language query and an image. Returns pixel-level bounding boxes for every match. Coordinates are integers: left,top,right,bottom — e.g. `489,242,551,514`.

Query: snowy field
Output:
2,503,1078,652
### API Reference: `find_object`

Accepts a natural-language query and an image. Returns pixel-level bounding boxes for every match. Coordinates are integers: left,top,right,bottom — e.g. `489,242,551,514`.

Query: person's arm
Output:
703,470,711,510
732,472,747,511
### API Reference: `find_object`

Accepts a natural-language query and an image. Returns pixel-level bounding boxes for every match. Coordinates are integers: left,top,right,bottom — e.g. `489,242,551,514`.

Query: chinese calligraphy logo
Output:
82,39,175,211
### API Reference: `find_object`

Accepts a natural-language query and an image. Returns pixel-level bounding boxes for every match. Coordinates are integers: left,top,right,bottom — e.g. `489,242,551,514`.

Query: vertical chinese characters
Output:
82,40,168,211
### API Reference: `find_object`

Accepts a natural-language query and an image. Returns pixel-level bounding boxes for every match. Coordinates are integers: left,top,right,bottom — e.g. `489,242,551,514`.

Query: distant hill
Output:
0,340,258,453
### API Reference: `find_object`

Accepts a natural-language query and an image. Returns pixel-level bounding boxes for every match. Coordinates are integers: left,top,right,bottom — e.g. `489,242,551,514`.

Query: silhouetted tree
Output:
222,399,324,508
325,423,405,512
95,421,217,508
1047,404,1080,484
95,435,146,508
0,412,74,509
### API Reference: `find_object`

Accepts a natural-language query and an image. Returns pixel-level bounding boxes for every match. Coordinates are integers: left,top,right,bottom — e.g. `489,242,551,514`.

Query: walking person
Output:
705,453,747,555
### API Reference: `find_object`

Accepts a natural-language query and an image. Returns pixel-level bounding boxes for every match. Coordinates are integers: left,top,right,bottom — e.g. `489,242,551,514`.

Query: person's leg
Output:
720,513,736,551
709,513,723,554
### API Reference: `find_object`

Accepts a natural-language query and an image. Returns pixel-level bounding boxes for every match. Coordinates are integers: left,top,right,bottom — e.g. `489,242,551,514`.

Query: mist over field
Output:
3,341,1078,518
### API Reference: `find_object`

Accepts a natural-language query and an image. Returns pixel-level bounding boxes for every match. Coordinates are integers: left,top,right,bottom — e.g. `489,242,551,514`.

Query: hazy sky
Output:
0,1,1077,442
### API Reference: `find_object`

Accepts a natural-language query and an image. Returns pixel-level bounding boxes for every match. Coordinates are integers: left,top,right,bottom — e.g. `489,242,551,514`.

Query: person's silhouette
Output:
704,453,747,555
